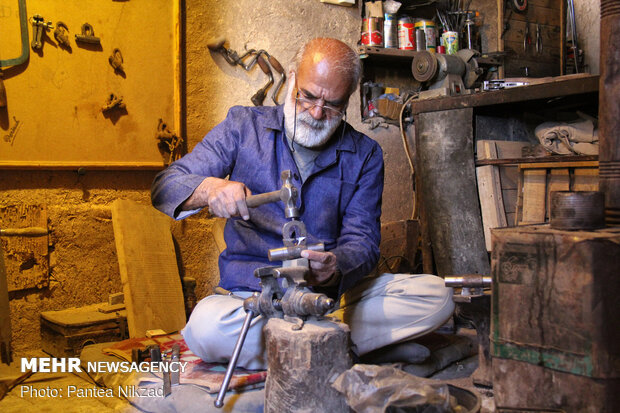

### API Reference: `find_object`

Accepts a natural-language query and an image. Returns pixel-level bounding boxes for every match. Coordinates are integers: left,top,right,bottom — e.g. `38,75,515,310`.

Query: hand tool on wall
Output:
75,23,100,45
535,23,542,55
213,170,334,409
207,38,286,105
0,0,29,108
267,53,286,105
53,22,71,49
567,0,579,73
30,15,53,50
108,48,124,73
250,54,273,106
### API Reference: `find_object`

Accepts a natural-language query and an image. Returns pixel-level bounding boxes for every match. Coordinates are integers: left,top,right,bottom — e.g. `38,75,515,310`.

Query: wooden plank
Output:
112,200,185,338
546,168,570,219
521,169,548,224
0,204,48,291
520,161,598,169
572,168,599,191
477,165,508,251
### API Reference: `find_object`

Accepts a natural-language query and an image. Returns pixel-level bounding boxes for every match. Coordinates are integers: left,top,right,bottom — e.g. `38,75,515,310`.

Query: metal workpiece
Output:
444,274,492,288
268,242,324,262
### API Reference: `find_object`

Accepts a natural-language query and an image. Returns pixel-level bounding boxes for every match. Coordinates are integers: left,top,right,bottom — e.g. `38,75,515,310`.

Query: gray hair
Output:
291,38,361,96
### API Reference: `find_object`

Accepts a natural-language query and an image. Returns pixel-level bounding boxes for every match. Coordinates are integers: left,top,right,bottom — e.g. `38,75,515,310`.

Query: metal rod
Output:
214,307,256,408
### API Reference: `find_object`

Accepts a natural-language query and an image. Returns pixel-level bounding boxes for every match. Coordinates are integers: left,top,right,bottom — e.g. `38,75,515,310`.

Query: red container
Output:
397,17,415,50
361,17,384,46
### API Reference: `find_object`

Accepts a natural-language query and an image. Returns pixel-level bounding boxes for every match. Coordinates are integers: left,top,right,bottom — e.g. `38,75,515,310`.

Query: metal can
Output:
397,16,415,50
383,13,398,48
361,17,384,47
415,29,426,51
442,31,459,55
414,19,437,53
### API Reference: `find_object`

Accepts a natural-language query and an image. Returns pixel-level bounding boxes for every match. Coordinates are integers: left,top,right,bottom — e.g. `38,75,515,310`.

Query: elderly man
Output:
151,38,453,370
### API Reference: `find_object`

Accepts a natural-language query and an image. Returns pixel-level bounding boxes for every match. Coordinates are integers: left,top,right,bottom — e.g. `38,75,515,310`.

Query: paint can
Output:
397,16,415,50
383,13,398,48
361,17,384,46
414,19,437,52
442,31,459,55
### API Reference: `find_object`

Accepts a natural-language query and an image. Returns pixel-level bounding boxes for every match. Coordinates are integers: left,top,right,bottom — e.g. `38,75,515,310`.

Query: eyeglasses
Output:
295,90,346,118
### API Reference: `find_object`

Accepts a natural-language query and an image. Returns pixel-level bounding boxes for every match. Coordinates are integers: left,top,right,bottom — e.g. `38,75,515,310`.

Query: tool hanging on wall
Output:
0,0,29,108
53,22,71,49
155,119,185,165
75,23,101,45
108,48,124,73
30,15,53,50
207,38,286,106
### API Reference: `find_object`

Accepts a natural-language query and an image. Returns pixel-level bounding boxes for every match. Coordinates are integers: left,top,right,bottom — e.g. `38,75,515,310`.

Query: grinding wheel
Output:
411,51,437,83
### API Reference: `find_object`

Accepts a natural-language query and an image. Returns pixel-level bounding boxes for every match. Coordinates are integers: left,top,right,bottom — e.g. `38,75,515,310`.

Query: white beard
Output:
283,94,343,149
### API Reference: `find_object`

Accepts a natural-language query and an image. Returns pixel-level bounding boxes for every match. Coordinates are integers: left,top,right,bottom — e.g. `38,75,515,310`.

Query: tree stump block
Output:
264,317,351,413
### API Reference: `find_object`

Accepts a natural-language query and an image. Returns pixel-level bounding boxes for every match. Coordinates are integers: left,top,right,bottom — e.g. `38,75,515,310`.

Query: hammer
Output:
209,170,299,219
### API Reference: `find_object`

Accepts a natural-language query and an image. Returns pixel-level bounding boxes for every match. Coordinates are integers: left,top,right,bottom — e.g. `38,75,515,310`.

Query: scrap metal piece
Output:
171,344,180,386
75,23,100,45
108,48,124,72
30,15,53,50
102,93,126,112
54,22,71,48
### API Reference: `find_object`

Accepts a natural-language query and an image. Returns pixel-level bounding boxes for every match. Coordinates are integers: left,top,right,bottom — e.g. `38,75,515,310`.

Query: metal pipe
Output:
214,299,257,408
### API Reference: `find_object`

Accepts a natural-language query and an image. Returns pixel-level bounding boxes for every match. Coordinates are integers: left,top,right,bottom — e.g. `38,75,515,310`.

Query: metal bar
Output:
214,307,256,408
0,0,30,68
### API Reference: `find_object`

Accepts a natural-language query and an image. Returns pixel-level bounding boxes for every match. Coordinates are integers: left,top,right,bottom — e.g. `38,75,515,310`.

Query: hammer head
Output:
279,170,299,219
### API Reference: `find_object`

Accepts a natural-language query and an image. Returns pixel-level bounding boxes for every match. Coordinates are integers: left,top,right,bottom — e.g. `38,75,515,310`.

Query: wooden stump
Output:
264,318,351,413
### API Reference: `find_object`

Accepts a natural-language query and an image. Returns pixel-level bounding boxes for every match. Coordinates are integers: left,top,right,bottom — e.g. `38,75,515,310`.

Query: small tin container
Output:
442,31,459,55
397,16,415,50
415,29,426,51
383,13,398,48
415,19,437,52
362,17,384,46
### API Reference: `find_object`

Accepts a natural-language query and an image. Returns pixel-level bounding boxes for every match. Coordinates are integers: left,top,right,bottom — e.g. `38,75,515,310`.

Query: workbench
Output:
409,74,599,275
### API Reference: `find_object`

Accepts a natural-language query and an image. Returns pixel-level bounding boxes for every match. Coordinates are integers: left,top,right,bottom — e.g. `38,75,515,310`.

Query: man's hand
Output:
300,250,338,286
181,177,252,220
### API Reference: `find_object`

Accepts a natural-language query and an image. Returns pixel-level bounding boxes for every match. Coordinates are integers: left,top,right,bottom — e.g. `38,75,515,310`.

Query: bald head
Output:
292,38,361,97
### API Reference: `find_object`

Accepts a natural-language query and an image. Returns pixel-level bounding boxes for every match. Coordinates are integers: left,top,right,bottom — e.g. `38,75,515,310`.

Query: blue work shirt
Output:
151,105,384,298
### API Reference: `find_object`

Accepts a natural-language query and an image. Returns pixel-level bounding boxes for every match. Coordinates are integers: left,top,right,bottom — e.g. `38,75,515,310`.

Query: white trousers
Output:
181,273,455,370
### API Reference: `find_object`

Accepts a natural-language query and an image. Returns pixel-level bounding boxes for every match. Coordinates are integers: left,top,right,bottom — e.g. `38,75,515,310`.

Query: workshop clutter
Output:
361,1,480,54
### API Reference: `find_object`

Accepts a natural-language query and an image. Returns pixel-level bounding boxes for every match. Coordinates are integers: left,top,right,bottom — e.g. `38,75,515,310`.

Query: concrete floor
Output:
0,328,495,412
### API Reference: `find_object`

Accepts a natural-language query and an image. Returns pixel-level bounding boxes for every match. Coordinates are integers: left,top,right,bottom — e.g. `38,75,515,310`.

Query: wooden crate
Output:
40,303,128,358
490,225,620,412
516,161,599,225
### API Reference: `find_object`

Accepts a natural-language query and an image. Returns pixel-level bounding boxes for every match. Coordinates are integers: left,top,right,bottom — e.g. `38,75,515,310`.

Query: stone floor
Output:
0,327,495,412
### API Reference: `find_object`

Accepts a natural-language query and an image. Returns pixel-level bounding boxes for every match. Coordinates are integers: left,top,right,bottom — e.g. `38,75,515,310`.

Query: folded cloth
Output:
535,119,599,155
